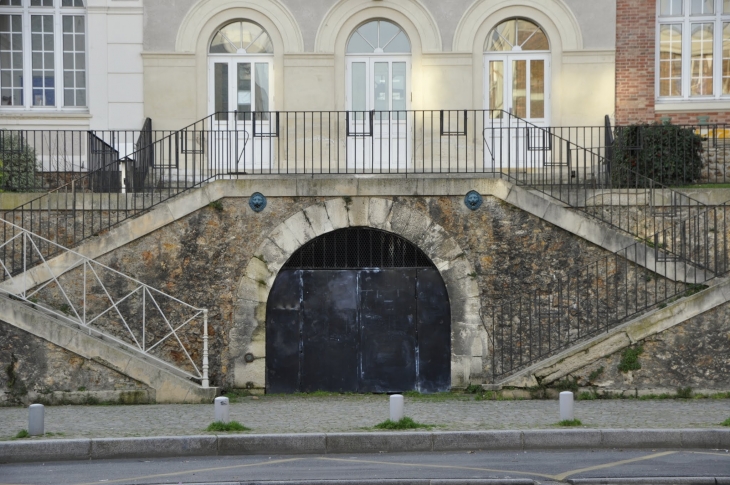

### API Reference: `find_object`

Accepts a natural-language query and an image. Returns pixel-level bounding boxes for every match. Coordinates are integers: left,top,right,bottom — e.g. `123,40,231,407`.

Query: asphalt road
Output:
0,449,728,485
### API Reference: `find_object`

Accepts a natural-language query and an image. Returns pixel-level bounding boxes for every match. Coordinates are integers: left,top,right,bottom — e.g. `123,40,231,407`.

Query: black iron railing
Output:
0,111,720,275
490,198,730,380
0,128,165,192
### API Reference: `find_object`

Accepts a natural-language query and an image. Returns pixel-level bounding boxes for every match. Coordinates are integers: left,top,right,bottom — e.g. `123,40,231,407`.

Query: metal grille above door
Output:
282,227,434,269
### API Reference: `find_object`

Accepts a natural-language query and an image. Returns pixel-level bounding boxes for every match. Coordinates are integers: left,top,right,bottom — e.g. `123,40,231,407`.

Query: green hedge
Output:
611,123,703,187
0,132,40,192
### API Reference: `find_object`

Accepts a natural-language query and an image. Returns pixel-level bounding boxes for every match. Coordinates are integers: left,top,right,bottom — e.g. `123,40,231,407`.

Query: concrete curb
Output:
568,479,730,485
163,481,537,485
0,429,728,464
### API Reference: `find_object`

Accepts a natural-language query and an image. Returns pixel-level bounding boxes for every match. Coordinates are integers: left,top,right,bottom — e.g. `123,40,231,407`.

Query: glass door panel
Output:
374,61,389,118
254,62,270,120
530,59,545,119
236,62,252,120
392,62,406,111
351,61,367,120
214,63,228,121
511,59,527,118
488,60,504,118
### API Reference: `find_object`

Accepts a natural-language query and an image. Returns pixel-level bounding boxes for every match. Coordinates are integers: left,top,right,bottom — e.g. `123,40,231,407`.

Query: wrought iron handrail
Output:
484,111,714,270
0,217,209,386
0,110,718,278
490,197,730,380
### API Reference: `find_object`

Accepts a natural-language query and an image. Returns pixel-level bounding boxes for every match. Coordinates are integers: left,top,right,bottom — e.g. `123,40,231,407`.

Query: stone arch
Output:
175,0,304,53
453,0,582,52
315,0,441,53
231,197,486,391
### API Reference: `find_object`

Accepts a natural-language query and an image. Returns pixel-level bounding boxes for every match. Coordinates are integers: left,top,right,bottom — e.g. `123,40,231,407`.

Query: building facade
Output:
3,1,730,401
0,0,618,132
616,0,730,124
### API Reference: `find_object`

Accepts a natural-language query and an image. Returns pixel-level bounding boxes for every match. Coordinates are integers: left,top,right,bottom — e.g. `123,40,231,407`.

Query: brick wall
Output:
616,0,730,125
654,111,730,124
615,0,656,124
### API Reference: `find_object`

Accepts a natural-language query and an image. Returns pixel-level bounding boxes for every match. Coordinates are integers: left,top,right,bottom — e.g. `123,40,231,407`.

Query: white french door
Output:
346,57,411,171
209,58,273,172
484,53,550,168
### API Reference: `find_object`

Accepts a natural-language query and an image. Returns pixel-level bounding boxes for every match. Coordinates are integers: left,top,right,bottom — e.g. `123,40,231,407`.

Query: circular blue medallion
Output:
464,190,483,211
249,192,267,212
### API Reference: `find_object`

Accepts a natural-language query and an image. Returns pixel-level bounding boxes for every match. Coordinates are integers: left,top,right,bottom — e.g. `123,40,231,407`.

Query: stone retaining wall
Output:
29,195,621,390
4,192,723,395
0,324,150,406
568,299,730,394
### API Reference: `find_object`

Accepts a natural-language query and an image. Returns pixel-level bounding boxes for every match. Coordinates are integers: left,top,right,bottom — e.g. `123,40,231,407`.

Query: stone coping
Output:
0,429,728,464
2,176,730,209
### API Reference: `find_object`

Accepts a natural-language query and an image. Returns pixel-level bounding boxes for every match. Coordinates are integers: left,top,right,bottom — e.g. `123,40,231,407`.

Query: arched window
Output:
485,18,549,52
347,20,410,54
208,20,274,170
209,20,273,54
484,18,550,124
345,20,412,170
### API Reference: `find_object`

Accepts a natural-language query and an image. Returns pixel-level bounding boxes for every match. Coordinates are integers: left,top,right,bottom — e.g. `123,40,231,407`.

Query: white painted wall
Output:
88,0,144,130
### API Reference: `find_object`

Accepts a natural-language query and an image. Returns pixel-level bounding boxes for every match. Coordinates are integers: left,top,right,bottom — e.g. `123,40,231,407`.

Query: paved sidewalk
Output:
1,396,729,440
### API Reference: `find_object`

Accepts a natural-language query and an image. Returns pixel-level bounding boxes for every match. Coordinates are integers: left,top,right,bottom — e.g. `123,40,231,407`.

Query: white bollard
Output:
28,404,44,436
389,394,404,422
559,391,574,421
214,396,230,423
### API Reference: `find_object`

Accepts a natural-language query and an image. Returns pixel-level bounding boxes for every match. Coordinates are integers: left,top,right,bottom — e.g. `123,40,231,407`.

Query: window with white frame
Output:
0,0,86,109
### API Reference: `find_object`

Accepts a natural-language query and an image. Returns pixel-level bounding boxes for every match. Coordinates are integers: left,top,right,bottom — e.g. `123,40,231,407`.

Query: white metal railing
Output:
0,218,209,387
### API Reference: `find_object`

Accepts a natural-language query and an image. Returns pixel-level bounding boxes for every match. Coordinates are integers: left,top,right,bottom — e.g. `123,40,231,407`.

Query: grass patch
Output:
208,200,224,212
676,386,693,399
722,417,730,427
557,419,583,427
553,377,580,393
639,393,673,400
618,345,644,373
403,391,468,401
588,367,605,383
464,383,482,394
684,284,709,297
206,420,250,432
374,417,433,430
14,429,29,439
222,389,253,403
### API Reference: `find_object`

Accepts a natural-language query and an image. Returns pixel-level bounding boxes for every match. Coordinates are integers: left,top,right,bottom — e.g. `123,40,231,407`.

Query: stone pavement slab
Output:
0,395,729,441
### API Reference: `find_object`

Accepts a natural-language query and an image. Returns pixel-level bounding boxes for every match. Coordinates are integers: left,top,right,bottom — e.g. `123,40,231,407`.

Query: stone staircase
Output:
0,293,216,403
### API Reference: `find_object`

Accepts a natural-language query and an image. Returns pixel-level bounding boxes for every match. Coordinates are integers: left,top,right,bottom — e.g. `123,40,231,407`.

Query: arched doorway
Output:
266,227,451,394
208,20,274,171
346,20,411,171
484,18,550,123
483,18,551,168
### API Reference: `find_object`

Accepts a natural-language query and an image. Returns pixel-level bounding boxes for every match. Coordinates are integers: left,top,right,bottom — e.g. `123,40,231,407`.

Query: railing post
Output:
71,179,76,223
202,309,209,388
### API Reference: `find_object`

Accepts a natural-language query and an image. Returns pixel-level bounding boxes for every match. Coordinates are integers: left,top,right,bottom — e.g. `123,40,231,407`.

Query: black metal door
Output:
359,269,418,392
265,269,301,394
300,271,359,393
416,268,451,392
265,228,451,393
